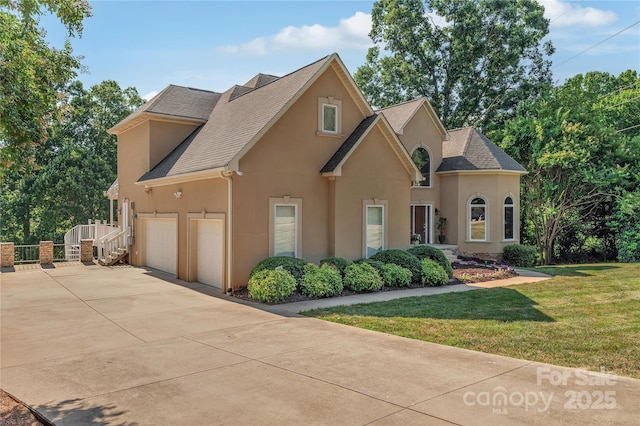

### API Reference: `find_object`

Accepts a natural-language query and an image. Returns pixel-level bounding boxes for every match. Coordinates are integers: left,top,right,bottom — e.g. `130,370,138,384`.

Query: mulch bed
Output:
0,390,46,426
232,263,518,305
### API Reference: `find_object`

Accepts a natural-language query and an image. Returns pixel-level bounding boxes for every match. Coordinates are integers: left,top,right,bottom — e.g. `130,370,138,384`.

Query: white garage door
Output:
145,218,177,275
196,219,224,288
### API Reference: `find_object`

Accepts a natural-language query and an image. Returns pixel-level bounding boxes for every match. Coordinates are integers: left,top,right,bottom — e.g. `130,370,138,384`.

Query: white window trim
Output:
363,199,388,258
467,194,489,242
317,96,342,136
502,194,516,242
409,145,433,188
269,197,302,258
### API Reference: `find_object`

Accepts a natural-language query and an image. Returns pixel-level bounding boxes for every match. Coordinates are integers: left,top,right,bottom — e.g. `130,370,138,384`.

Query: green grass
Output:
303,263,640,379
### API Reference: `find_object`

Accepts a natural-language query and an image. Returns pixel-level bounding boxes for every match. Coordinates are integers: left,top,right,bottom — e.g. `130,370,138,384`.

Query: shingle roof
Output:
437,127,526,173
321,114,379,173
138,55,332,182
137,85,220,121
376,97,449,139
244,73,280,89
376,98,424,133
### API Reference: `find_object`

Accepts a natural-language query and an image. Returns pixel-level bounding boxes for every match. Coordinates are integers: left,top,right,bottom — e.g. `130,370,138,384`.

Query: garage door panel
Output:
196,219,223,288
145,218,177,275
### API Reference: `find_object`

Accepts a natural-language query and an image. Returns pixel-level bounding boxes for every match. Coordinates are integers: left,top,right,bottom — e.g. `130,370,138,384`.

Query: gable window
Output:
411,147,431,187
469,197,487,241
504,196,515,241
269,197,302,258
317,97,342,135
322,104,338,133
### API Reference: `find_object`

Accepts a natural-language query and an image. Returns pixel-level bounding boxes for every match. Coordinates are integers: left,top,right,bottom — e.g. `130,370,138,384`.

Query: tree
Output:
0,80,144,244
355,0,553,129
493,71,640,264
0,0,91,173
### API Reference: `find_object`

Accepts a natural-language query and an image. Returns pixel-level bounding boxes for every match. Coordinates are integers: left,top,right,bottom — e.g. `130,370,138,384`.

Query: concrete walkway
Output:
1,264,638,425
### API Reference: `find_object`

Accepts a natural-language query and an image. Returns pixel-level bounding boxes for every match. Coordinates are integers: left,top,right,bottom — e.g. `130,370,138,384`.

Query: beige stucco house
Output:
109,53,526,291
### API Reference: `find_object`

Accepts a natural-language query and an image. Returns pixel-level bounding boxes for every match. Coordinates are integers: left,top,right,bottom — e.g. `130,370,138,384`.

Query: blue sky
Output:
42,0,640,100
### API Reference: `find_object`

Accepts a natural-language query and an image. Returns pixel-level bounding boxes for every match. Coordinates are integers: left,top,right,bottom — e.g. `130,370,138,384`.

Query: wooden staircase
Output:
96,228,128,266
98,247,128,266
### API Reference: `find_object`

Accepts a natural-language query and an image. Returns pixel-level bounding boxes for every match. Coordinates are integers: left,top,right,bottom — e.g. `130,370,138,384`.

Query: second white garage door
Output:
195,219,224,288
144,218,177,276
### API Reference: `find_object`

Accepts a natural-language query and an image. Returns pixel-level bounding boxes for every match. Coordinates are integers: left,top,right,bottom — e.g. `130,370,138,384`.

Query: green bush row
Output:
247,247,455,302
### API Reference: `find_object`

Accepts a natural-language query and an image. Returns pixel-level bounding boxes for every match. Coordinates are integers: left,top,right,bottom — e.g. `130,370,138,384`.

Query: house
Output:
377,99,527,259
109,53,526,292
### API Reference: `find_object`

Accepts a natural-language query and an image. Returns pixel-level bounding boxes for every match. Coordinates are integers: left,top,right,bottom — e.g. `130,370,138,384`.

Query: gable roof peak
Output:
376,97,448,140
244,73,280,89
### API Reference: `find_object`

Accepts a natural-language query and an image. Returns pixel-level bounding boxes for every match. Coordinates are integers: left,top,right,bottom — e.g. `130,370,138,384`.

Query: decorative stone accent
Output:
80,239,94,263
39,241,53,265
1,242,14,267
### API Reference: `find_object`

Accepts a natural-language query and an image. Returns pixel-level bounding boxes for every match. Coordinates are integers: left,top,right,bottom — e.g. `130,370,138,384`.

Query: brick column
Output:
80,239,94,263
1,242,14,267
39,241,53,265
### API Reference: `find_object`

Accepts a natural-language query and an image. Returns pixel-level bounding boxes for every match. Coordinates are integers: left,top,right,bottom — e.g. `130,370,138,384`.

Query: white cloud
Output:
538,0,617,27
142,90,159,101
219,12,372,56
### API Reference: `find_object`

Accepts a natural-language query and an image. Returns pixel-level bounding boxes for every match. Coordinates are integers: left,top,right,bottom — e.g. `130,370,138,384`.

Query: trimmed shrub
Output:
300,264,343,298
380,263,412,287
406,245,454,278
319,257,348,276
248,269,296,303
343,262,382,292
421,259,449,287
370,249,422,283
502,244,537,267
353,258,385,273
249,256,307,285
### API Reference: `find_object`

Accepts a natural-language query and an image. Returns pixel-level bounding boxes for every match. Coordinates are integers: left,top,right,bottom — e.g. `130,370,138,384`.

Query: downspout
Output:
221,171,234,293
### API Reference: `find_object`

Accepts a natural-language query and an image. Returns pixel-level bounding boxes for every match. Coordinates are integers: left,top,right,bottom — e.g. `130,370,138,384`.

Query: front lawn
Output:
304,263,640,379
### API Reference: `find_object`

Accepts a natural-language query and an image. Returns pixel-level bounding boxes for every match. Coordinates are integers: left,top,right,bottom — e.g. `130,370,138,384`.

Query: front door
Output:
411,205,432,244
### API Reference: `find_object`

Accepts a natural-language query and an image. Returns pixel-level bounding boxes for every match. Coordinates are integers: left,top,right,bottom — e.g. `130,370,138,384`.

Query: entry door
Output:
411,205,432,244
196,219,224,288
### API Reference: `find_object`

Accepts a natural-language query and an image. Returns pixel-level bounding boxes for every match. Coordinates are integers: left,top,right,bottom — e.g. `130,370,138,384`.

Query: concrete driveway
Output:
1,264,639,425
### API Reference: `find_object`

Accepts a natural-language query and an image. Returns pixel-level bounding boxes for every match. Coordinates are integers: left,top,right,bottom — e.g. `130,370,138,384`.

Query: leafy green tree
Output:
493,71,640,264
0,0,91,173
0,81,143,243
355,0,553,129
610,190,640,262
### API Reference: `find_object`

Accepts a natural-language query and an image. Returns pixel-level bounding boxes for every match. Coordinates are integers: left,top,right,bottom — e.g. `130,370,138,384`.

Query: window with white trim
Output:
469,197,487,241
274,205,296,257
366,205,384,257
504,196,515,241
411,147,431,187
269,197,302,258
318,97,342,135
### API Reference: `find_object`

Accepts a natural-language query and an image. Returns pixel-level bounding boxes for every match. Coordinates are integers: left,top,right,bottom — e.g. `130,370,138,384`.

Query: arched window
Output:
469,197,487,241
504,196,515,241
411,147,431,187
